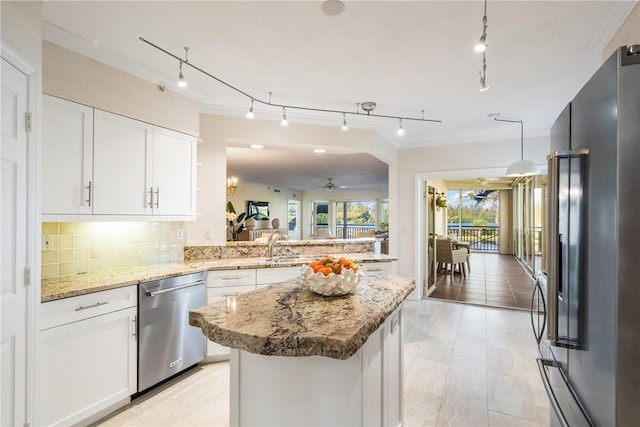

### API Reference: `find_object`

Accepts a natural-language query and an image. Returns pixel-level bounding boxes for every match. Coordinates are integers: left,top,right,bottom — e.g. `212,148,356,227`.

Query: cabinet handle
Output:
221,276,244,281
148,186,154,208
155,187,160,208
132,315,137,341
86,181,92,207
75,301,108,311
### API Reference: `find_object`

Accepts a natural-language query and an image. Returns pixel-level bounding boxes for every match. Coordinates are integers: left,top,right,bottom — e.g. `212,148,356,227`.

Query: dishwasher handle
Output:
142,280,205,297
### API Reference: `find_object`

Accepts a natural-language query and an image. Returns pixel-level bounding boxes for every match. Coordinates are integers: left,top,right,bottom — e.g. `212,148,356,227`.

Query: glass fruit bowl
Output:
300,256,364,296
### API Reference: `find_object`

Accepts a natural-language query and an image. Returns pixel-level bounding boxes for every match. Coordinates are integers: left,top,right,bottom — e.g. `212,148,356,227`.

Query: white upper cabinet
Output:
42,95,94,215
152,126,197,216
93,110,153,215
41,96,197,220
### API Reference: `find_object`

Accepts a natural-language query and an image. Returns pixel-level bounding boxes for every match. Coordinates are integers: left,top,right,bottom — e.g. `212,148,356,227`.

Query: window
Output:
335,201,376,239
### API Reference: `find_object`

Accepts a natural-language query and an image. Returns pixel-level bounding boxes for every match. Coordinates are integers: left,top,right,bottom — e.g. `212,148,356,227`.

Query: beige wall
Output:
603,2,640,61
42,41,200,136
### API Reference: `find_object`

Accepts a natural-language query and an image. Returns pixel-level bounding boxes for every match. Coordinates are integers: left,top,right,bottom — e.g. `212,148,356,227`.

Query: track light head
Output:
177,60,187,88
480,77,490,92
474,34,487,52
246,99,255,119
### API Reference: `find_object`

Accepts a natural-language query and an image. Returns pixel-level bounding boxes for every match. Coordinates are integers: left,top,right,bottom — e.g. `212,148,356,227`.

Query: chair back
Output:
356,230,376,239
435,238,455,263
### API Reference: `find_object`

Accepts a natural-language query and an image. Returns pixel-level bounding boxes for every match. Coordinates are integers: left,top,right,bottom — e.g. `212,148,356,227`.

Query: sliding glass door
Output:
512,175,545,274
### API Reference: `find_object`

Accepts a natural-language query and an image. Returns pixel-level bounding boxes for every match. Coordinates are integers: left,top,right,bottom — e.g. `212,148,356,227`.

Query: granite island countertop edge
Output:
189,276,415,360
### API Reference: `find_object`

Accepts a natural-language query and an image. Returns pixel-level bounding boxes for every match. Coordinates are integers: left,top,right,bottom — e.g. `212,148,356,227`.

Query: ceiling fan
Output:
318,178,346,192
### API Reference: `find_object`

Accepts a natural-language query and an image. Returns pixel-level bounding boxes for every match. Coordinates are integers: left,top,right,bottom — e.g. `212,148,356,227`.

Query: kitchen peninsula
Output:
190,275,415,427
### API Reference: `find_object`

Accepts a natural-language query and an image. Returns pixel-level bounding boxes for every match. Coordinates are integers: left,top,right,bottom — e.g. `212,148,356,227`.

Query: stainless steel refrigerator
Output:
533,44,640,427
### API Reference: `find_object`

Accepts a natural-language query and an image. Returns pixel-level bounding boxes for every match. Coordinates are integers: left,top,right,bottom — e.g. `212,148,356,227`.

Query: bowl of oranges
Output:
300,256,364,296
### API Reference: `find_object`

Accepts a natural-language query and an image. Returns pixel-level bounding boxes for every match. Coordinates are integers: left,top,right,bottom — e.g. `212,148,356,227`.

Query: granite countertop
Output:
189,276,415,360
41,253,396,302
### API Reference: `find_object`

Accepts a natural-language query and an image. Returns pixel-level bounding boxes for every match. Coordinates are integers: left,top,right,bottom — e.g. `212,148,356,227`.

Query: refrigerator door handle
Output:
547,153,560,343
537,358,570,427
530,274,547,345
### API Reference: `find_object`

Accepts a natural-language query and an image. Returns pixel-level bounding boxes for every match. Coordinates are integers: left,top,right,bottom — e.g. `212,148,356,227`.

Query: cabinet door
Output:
152,126,196,216
93,110,153,215
42,95,93,215
206,285,255,358
39,307,137,427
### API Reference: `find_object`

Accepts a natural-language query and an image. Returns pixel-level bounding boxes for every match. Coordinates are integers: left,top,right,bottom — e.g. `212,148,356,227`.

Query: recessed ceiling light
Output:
250,144,264,149
313,148,326,153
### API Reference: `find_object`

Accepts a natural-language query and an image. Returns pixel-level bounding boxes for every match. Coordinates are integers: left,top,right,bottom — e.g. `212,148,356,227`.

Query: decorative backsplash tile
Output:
41,222,185,279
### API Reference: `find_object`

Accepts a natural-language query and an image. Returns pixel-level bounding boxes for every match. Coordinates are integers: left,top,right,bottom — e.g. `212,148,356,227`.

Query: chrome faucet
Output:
267,233,282,259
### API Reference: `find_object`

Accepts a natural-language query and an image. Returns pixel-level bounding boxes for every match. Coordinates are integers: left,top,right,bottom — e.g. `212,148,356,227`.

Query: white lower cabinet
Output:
255,266,300,289
205,269,257,360
360,261,393,277
38,286,137,427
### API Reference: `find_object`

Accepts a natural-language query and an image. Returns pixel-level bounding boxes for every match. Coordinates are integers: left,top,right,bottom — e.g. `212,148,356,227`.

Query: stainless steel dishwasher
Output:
138,271,206,393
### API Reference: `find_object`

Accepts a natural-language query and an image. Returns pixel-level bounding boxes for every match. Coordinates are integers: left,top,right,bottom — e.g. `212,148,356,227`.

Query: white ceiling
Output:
42,0,637,190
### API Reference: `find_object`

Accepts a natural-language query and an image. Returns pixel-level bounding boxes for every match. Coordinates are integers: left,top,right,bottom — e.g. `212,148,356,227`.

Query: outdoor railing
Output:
316,224,376,239
446,225,499,252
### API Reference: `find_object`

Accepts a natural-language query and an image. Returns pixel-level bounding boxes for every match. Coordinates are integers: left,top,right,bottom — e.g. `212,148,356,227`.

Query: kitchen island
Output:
190,275,415,427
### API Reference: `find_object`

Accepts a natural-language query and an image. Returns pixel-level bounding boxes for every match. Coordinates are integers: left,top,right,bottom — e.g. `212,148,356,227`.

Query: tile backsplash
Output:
41,222,185,279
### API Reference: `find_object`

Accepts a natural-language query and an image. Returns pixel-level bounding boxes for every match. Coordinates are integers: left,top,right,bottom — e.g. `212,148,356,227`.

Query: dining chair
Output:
435,238,468,279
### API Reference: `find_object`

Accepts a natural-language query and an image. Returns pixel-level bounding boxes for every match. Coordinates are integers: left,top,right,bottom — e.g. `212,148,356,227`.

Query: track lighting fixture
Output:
479,52,490,92
475,34,487,53
246,98,255,119
474,0,488,53
489,114,538,176
341,113,348,131
177,47,189,88
139,37,442,135
397,118,405,136
178,60,187,87
475,0,490,91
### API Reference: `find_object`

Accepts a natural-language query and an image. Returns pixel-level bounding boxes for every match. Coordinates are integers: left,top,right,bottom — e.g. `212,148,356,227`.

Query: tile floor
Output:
95,298,549,427
430,253,540,310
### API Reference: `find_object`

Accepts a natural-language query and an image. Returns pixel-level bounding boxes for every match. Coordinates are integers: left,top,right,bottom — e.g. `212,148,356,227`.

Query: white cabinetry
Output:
152,126,197,216
93,110,197,217
42,95,94,215
205,269,257,360
39,286,138,427
361,261,392,278
256,266,300,289
93,110,153,215
41,96,197,220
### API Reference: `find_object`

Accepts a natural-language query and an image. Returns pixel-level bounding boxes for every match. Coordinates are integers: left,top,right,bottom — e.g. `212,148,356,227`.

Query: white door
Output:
42,95,94,215
93,110,153,215
1,57,28,427
152,126,196,216
287,199,301,240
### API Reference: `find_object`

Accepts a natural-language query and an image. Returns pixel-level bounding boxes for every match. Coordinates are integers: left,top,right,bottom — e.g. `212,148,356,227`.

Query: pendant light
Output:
490,114,538,176
281,107,288,126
